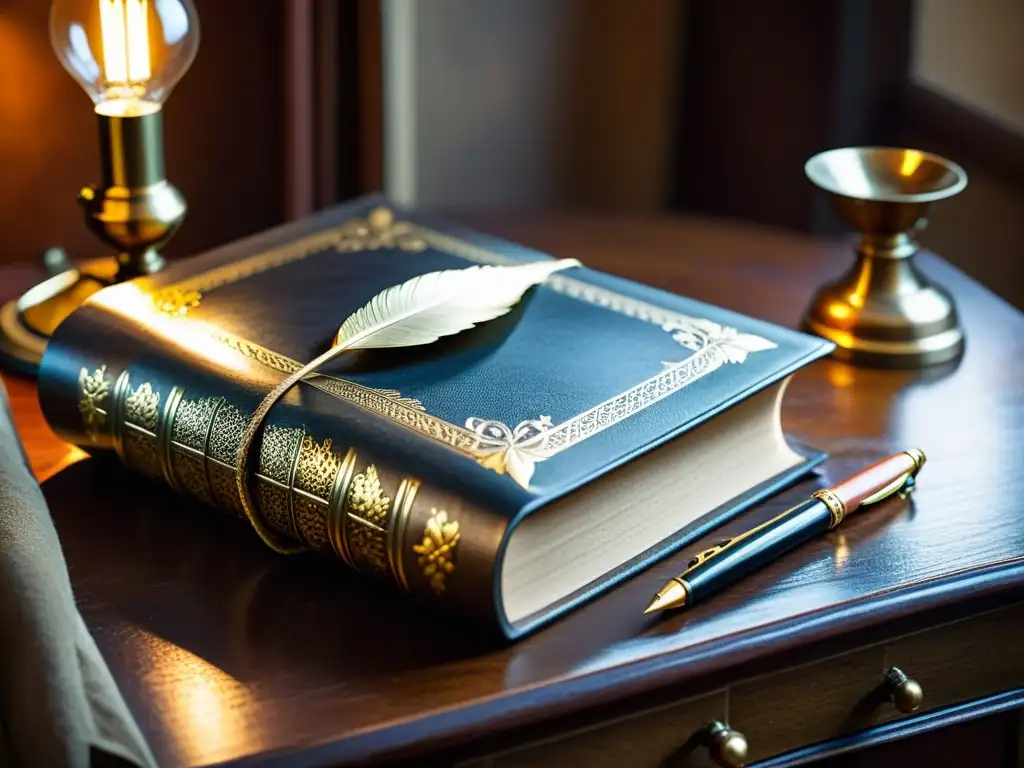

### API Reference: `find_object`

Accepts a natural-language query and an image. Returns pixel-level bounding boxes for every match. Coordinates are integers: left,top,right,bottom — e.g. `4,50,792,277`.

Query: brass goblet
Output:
803,147,968,368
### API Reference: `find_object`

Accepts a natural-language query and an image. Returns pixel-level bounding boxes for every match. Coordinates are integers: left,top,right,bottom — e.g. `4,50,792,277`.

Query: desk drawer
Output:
882,602,1024,721
730,647,884,762
471,691,725,768
463,603,1024,767
733,602,1024,762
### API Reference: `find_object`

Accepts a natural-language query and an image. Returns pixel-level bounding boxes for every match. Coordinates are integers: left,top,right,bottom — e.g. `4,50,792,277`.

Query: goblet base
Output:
803,253,964,369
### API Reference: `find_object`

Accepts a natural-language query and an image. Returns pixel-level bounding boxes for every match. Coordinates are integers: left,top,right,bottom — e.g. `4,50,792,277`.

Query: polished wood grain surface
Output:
2,214,1023,766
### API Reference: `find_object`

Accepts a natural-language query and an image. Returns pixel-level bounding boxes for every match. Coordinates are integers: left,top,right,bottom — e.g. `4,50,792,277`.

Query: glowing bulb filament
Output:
100,0,151,88
100,0,128,83
126,0,151,82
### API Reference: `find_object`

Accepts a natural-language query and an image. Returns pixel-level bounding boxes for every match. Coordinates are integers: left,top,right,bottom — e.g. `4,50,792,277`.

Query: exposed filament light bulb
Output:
51,0,199,117
99,0,152,89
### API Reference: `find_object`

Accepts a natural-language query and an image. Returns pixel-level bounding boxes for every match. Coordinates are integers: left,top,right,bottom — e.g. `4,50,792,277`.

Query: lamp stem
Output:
79,109,186,280
98,110,167,189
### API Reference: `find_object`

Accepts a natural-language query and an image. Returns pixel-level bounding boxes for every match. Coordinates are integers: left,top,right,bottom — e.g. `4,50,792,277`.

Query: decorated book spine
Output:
72,362,500,620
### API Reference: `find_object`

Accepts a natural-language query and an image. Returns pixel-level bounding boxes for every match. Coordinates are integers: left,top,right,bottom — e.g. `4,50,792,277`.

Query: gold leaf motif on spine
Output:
126,382,161,430
257,484,291,537
413,509,460,595
208,402,247,464
208,464,244,516
345,465,392,573
124,430,161,477
256,425,304,538
171,450,213,504
171,395,221,449
77,366,110,440
295,436,342,500
121,379,162,477
169,396,221,504
293,436,341,551
207,403,248,515
294,497,330,552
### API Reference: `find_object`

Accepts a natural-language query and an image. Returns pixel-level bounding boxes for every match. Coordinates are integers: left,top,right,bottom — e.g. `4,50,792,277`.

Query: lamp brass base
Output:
804,252,964,368
0,109,187,376
803,146,968,369
0,257,117,375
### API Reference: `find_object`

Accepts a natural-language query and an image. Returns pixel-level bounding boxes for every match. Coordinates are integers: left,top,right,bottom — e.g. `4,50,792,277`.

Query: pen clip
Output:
684,538,734,572
681,503,804,574
859,450,925,507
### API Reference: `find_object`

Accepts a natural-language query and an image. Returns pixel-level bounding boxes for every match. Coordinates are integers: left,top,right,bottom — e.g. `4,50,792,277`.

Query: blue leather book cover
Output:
38,195,833,638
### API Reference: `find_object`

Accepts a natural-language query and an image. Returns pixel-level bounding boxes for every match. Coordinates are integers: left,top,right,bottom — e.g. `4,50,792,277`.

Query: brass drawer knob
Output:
884,666,923,713
705,720,748,767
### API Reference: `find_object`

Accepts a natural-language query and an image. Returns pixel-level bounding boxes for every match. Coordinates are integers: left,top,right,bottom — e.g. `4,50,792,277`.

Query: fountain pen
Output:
644,449,926,615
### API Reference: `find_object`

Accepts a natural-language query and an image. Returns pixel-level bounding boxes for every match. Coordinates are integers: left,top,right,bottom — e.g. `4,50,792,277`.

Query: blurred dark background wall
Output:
382,0,1022,307
908,0,1024,307
2,0,1021,307
381,0,682,209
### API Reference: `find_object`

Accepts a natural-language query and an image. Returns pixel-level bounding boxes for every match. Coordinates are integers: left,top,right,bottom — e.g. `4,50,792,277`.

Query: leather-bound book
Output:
38,196,833,638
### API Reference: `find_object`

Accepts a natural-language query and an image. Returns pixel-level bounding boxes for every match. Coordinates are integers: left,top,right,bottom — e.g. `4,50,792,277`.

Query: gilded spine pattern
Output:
344,465,392,574
84,368,460,600
292,436,340,552
169,396,221,505
121,378,162,477
256,424,303,538
207,403,248,516
77,366,110,441
413,509,460,594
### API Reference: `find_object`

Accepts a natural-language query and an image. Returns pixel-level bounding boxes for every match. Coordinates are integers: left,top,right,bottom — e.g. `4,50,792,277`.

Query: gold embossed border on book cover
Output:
141,207,777,488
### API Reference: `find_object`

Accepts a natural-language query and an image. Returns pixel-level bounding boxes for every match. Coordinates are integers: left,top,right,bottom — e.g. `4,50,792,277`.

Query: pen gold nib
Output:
643,580,688,615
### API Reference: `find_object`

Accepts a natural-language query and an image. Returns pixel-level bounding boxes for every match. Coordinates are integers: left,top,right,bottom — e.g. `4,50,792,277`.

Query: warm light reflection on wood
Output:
133,630,263,764
831,533,850,571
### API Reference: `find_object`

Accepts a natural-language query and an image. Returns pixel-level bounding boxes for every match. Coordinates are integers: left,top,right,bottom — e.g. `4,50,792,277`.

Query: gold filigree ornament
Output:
153,287,202,316
78,365,110,439
346,464,392,572
662,318,777,367
467,416,556,489
413,509,460,595
144,207,779,493
336,206,427,252
125,382,160,430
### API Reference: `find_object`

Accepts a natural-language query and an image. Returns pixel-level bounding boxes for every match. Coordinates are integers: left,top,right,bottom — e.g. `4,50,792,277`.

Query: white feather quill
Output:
236,257,581,552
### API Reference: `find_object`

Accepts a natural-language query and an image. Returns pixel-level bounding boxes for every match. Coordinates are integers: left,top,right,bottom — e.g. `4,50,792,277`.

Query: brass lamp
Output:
803,147,968,368
0,0,199,374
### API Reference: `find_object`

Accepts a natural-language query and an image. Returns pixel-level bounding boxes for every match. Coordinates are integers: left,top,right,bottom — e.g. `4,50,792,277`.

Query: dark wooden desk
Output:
3,215,1023,767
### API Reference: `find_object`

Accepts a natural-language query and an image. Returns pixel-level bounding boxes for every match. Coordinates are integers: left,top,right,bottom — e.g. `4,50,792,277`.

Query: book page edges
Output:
500,378,804,625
